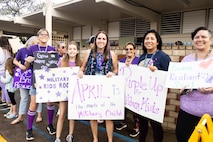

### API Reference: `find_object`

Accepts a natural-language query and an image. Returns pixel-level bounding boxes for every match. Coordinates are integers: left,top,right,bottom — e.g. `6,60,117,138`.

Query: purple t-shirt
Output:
180,54,213,117
120,56,139,65
57,59,76,67
15,47,28,65
28,44,56,57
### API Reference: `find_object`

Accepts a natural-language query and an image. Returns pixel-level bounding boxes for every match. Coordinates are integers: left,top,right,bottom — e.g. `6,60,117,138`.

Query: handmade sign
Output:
119,63,168,123
33,51,58,70
165,57,213,89
68,75,125,120
34,67,79,103
13,67,32,89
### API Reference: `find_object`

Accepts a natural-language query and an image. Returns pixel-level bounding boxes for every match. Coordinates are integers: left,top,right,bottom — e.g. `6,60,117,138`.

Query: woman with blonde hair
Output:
11,36,43,124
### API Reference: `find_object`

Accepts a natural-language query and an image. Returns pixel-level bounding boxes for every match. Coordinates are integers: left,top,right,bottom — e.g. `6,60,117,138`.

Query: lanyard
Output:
143,49,159,67
38,45,48,52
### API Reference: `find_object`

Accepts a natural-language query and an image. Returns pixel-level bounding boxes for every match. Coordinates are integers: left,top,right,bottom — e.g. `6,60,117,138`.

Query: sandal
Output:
36,117,42,123
11,118,23,125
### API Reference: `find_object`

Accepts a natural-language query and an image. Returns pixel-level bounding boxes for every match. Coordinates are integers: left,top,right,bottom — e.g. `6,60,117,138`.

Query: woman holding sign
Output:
11,36,43,125
55,41,82,142
78,31,118,142
138,29,171,142
24,28,57,141
176,27,213,142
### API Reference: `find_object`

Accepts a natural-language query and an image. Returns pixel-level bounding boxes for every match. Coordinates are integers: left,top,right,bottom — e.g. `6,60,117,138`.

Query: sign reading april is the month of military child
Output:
68,75,125,120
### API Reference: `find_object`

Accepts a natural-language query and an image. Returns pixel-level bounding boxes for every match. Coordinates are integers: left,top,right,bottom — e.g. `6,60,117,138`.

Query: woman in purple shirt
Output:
115,42,140,138
176,26,213,142
24,28,57,141
11,36,43,125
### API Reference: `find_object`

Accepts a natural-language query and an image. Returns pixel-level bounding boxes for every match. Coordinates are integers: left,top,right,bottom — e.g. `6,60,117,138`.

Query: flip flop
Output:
36,117,42,123
11,118,23,125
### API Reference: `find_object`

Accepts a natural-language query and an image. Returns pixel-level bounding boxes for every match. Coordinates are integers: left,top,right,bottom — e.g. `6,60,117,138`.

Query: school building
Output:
0,0,213,131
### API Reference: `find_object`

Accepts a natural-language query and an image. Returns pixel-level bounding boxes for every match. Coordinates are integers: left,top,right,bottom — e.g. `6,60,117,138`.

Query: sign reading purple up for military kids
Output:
68,75,125,120
34,67,79,103
119,63,168,123
13,67,32,89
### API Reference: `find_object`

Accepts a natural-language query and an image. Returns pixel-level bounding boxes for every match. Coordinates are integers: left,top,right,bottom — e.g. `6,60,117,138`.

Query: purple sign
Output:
13,67,32,89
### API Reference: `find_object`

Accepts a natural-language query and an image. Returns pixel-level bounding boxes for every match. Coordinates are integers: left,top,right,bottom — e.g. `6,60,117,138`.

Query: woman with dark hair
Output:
138,29,171,142
78,31,118,142
0,36,12,109
176,26,213,142
116,42,140,137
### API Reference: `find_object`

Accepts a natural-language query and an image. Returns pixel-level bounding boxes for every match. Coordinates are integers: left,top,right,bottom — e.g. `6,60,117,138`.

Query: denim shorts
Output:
29,86,36,96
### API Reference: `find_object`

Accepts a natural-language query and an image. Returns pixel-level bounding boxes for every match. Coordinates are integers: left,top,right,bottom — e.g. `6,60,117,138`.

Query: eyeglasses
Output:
125,48,134,51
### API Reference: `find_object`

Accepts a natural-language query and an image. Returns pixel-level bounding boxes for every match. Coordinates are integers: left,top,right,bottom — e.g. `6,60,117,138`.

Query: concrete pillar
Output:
45,0,52,45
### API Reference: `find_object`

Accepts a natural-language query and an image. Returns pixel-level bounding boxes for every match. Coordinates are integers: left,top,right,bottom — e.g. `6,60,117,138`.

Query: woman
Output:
24,28,57,141
0,36,12,108
116,42,140,138
138,29,171,142
11,36,42,125
78,31,118,142
55,41,82,142
175,26,213,142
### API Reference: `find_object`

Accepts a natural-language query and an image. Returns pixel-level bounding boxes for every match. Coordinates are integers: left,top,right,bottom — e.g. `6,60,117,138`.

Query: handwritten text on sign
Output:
34,67,79,103
119,63,168,123
68,76,125,120
165,57,213,89
13,67,32,89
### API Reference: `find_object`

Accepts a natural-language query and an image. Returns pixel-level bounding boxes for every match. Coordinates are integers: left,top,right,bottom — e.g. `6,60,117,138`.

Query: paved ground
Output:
0,92,177,142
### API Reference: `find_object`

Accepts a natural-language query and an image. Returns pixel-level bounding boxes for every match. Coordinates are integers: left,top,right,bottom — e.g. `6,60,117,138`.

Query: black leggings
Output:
175,109,201,142
139,116,163,142
7,91,16,105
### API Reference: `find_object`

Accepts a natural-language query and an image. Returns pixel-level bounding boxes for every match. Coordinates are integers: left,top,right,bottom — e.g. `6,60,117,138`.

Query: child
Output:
55,41,82,142
0,57,17,119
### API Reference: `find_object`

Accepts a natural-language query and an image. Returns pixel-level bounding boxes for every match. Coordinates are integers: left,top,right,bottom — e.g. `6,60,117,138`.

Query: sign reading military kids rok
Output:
34,67,79,103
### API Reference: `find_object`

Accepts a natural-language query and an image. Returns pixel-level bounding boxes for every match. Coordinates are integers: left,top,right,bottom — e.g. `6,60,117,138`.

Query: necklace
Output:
195,49,212,61
38,45,48,52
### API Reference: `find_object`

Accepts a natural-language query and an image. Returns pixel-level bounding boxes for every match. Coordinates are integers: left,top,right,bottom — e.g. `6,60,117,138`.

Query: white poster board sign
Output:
119,63,168,123
68,75,125,120
34,67,79,103
165,57,213,89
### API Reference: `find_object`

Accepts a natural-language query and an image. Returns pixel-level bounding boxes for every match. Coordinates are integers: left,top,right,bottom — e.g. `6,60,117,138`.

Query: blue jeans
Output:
19,88,42,115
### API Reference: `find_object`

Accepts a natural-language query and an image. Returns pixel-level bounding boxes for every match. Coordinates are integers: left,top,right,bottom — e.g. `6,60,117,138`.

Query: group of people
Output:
0,26,212,142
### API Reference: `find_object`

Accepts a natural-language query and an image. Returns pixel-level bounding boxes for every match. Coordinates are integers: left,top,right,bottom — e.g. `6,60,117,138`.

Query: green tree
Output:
0,0,45,17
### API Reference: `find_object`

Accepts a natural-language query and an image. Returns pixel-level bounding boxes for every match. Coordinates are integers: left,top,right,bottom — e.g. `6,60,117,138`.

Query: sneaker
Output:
4,112,11,118
0,105,10,110
26,129,35,141
47,124,56,135
0,101,6,106
55,138,61,142
115,122,127,131
6,114,18,119
97,120,104,123
66,134,74,142
129,129,140,137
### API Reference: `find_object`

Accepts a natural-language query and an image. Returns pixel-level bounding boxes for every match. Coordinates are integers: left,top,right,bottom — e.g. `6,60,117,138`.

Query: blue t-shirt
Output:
138,50,171,71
